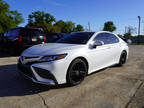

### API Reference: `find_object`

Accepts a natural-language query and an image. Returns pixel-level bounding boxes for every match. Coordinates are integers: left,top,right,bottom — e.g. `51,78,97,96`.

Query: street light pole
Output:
138,16,141,36
138,16,141,43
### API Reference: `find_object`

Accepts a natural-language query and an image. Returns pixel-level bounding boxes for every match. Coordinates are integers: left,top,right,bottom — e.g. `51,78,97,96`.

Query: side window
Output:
4,32,8,37
11,29,20,36
4,29,20,37
6,31,11,36
94,33,109,44
108,33,119,44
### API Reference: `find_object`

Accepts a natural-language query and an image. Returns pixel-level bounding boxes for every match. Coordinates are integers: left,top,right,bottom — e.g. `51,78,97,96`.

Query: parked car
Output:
0,33,3,37
2,27,46,55
120,36,132,44
18,31,129,86
0,33,4,51
119,36,127,42
45,33,67,43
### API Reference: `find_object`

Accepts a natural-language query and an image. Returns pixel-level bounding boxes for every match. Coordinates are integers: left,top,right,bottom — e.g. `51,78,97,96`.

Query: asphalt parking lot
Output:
0,45,144,108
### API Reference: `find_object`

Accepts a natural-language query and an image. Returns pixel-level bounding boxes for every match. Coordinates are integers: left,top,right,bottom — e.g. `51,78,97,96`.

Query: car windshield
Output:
46,33,61,42
56,32,94,44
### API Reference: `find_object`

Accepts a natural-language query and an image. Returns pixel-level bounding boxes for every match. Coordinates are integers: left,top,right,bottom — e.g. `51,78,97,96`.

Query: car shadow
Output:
0,52,11,58
0,51,21,58
0,64,68,97
0,63,119,97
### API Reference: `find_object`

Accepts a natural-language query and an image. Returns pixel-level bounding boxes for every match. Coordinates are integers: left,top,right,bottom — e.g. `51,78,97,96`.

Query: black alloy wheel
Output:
67,59,87,86
119,51,127,66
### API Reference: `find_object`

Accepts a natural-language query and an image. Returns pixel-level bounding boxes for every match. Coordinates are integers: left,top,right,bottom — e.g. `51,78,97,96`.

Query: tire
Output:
118,51,127,66
66,59,87,86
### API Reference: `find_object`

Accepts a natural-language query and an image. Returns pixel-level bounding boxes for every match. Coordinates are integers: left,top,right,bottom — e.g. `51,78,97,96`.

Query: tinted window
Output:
7,31,11,36
107,33,119,44
22,29,44,38
94,33,109,44
46,33,60,42
6,29,20,36
56,32,94,44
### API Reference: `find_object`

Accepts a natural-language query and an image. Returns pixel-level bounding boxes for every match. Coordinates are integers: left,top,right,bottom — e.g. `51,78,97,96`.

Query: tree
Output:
0,0,24,33
9,11,24,25
124,33,131,38
126,26,136,35
124,26,136,38
50,26,60,33
74,24,84,32
62,21,75,33
27,11,56,33
27,11,84,33
117,34,122,37
53,20,65,33
103,21,116,32
54,20,76,33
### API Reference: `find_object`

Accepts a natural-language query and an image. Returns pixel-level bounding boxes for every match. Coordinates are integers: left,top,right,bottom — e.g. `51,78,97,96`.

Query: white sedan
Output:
18,31,128,86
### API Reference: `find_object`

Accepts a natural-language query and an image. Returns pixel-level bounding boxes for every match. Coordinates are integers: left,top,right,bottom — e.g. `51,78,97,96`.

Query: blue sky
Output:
5,0,144,35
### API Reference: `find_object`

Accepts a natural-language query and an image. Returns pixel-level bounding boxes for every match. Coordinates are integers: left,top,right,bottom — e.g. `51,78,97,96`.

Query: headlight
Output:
40,54,67,62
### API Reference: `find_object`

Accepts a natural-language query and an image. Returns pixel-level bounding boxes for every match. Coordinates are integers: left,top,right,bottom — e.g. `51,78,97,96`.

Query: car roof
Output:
71,31,114,34
71,31,95,34
8,27,43,31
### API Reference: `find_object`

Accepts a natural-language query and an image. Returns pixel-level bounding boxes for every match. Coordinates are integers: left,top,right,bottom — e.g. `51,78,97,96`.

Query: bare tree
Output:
126,26,136,34
124,26,136,38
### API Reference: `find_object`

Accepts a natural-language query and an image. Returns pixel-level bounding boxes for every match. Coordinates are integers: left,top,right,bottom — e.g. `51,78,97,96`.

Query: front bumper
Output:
18,60,58,85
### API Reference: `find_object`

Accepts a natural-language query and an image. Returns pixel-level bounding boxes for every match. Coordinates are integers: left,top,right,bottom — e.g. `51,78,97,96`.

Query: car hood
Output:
22,43,86,56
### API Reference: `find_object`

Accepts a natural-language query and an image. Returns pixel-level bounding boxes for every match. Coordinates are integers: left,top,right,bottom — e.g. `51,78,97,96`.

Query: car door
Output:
107,33,121,64
87,33,112,73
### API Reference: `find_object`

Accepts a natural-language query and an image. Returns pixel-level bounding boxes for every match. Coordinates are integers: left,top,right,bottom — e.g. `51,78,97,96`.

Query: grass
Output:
131,43,144,45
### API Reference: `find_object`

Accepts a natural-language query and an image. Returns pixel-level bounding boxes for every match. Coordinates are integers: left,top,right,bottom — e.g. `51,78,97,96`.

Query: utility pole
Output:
138,16,141,43
88,22,91,31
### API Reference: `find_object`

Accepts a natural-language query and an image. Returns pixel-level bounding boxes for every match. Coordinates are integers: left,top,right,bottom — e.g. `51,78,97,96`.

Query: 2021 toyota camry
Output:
18,31,129,86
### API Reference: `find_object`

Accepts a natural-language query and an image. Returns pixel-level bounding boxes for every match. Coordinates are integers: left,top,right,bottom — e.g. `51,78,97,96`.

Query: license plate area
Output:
32,38,37,42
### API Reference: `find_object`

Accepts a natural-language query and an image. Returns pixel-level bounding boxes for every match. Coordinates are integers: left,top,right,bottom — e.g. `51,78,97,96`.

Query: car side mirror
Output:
91,40,104,48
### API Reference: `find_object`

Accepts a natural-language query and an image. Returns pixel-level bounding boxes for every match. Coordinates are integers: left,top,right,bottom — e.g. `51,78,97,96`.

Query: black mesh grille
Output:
33,67,55,80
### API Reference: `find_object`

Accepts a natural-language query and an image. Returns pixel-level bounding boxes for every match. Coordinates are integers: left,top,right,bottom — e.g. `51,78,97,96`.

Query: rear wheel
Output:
118,51,127,66
66,59,87,86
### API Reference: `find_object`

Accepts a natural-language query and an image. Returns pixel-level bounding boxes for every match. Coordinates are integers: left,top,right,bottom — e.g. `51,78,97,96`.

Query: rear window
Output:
108,34,119,44
22,29,44,38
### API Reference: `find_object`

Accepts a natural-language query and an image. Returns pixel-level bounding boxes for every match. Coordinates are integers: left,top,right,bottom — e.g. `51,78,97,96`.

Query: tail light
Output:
44,35,47,42
18,35,22,42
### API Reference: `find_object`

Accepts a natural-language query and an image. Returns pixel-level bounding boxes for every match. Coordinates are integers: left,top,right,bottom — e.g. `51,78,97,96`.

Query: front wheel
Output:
118,51,127,66
66,59,87,86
